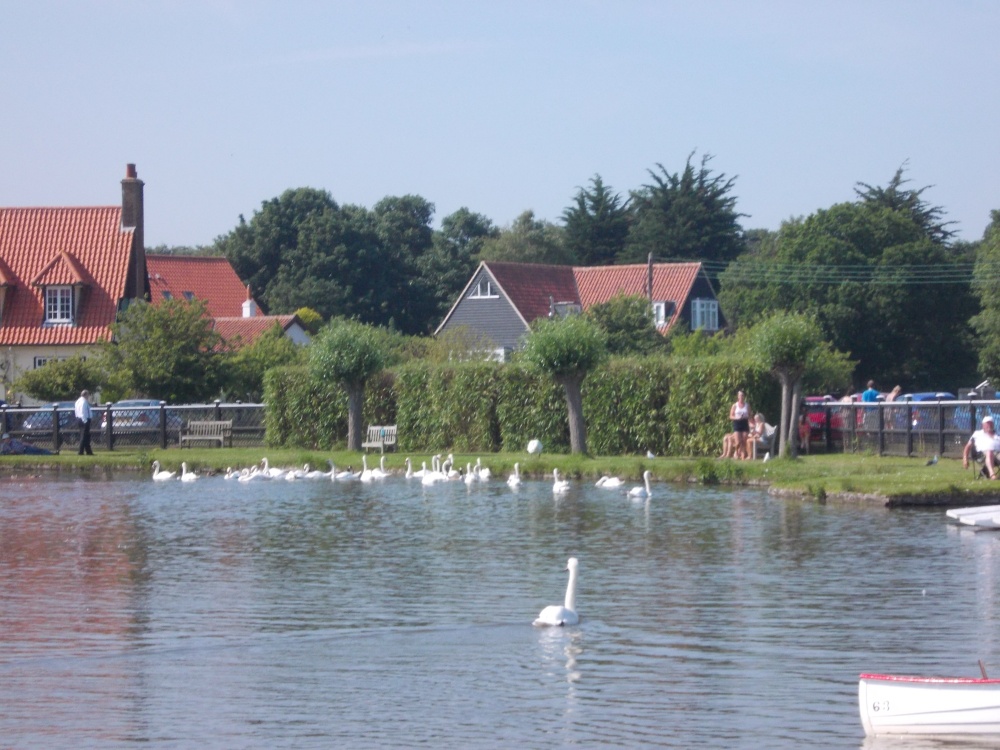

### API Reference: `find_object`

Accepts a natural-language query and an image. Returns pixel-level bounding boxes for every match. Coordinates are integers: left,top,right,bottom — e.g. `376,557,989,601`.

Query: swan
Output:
410,460,428,479
443,455,460,480
260,457,285,479
507,462,522,488
370,455,390,480
180,462,198,482
223,466,238,480
628,470,653,499
475,458,491,481
404,458,414,478
527,439,543,455
303,462,331,479
533,557,580,626
552,468,570,494
151,460,176,481
595,475,624,489
359,455,375,483
331,463,359,481
464,462,477,486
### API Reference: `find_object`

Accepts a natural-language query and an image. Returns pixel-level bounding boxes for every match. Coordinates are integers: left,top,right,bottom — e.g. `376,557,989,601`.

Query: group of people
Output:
719,390,775,460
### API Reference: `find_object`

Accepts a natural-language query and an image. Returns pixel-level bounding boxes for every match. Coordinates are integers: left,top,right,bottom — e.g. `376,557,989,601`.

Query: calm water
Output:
1,469,998,749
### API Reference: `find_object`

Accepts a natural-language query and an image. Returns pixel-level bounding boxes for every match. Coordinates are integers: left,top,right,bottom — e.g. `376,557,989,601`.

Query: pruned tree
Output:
521,314,607,454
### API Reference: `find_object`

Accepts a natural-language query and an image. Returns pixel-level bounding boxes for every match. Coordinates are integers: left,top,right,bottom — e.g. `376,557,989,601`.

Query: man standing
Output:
861,380,880,402
75,389,93,455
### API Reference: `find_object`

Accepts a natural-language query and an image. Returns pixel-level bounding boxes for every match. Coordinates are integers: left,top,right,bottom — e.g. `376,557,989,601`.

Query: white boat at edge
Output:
860,673,1000,736
946,505,1000,529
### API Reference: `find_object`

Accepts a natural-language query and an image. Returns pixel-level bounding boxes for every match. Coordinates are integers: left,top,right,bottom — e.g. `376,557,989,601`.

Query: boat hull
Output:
860,673,1000,735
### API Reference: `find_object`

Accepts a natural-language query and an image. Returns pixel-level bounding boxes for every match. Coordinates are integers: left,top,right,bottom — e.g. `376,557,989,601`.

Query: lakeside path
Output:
2,450,1000,508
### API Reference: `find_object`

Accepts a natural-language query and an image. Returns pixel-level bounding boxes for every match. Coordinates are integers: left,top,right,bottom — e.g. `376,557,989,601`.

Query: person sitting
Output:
719,431,739,459
0,433,55,455
750,413,776,459
963,415,1000,479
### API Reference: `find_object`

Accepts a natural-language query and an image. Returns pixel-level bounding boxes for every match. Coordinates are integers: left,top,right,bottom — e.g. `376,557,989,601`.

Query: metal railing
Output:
0,401,265,452
806,399,999,458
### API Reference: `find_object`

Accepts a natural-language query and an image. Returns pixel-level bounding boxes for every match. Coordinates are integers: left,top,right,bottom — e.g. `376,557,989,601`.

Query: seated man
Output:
0,433,55,455
963,415,1000,479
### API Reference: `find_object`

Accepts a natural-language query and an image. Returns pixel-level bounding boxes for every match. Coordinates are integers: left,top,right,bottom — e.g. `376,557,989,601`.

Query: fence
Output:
0,401,265,452
806,399,998,459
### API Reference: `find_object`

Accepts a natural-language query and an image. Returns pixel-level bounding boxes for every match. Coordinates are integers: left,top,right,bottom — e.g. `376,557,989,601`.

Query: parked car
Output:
804,395,845,442
100,399,183,436
22,401,78,433
896,392,956,431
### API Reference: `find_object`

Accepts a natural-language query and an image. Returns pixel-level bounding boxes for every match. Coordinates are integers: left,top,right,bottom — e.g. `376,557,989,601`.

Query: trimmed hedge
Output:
264,355,780,456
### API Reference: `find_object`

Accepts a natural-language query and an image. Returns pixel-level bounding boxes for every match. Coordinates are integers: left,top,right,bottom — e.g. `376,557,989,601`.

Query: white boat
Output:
946,505,1000,529
859,672,1000,735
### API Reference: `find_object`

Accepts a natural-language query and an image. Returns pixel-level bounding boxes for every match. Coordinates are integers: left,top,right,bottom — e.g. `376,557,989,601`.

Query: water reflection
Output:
0,473,998,748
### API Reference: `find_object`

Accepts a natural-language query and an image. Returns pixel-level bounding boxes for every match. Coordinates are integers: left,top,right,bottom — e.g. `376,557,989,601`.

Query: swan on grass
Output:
180,462,199,482
151,460,176,481
527,439,543,455
533,557,580,626
628,470,653,499
507,462,522,488
552,468,570,494
595,475,623,489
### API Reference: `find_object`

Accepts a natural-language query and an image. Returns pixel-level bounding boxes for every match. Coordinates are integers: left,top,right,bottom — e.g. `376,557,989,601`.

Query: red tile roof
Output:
213,315,298,347
146,254,254,318
484,262,580,324
0,206,134,345
574,262,704,330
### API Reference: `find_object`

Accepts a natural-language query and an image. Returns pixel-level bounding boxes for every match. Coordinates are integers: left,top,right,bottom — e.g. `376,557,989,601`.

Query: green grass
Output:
1,449,995,505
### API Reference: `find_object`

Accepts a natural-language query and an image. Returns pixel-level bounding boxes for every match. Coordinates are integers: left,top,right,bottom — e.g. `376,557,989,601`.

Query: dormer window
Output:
653,301,675,326
44,286,74,325
161,291,173,300
182,291,195,301
469,279,498,299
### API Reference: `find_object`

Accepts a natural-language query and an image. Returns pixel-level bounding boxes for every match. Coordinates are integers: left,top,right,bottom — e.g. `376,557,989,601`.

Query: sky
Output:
2,1,998,248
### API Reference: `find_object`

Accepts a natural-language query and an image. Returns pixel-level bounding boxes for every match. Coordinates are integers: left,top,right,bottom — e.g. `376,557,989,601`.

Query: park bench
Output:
179,419,233,448
362,424,397,453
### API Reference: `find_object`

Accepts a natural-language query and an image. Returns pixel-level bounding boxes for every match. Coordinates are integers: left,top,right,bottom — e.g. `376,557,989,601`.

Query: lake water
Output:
1,469,998,749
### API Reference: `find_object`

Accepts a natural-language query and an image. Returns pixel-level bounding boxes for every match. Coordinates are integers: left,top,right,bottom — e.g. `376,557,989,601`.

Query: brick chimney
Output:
121,163,147,300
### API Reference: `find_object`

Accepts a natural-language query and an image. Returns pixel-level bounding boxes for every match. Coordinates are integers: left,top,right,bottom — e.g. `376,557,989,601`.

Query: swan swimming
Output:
507,462,522,488
151,460,176,481
595,475,623,489
628,470,653,499
180,462,199,482
260,457,286,479
533,557,580,626
552,468,570,494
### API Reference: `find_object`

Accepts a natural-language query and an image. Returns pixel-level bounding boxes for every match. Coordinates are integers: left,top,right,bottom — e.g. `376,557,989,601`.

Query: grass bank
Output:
2,449,998,507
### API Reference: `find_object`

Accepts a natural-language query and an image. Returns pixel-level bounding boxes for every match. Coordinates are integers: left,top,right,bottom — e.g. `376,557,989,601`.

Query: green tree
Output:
477,210,575,265
419,208,499,321
855,165,956,245
585,293,666,356
293,307,323,335
309,318,388,451
13,355,102,402
562,175,630,265
623,153,745,264
520,314,607,454
99,299,223,403
719,188,976,389
747,312,852,457
971,211,1000,381
223,323,306,402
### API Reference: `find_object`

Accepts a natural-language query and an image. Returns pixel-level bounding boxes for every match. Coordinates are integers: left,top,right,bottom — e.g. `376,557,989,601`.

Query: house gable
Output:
434,263,531,351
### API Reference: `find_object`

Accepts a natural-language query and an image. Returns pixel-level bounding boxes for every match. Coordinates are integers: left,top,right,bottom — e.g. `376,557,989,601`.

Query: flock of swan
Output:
152,457,655,501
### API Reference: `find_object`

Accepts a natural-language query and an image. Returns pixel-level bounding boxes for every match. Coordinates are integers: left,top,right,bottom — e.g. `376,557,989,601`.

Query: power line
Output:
685,260,998,286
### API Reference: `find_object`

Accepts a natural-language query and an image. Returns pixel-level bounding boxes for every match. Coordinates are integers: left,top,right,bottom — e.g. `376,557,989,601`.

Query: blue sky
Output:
3,1,997,247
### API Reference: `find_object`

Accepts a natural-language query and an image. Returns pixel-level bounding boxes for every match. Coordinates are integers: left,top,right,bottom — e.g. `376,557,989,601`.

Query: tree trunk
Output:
558,376,587,454
788,378,802,459
346,383,365,452
777,373,792,458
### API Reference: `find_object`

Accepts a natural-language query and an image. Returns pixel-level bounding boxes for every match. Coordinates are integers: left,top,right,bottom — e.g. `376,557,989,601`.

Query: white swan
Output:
534,557,580,626
507,462,522,488
260,457,285,479
404,458,414,478
331,463,358,482
527,439,543,455
628,470,653,499
180,462,198,482
464,462,476,486
370,455,390,480
596,475,624,489
475,457,491,481
151,460,176,481
552,468,570,494
410,460,428,479
303,462,332,479
238,466,262,482
359,455,375,483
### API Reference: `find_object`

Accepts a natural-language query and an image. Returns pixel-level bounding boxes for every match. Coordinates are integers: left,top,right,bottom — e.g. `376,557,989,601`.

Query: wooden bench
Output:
179,420,233,448
362,424,397,453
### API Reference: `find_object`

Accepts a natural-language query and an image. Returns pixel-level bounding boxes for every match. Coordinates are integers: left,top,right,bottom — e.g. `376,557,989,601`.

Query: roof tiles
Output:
147,255,254,318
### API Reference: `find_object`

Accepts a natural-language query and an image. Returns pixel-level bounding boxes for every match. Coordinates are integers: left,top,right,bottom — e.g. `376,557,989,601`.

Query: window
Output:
469,279,498,299
44,286,73,324
34,355,84,368
161,291,173,300
652,301,675,326
182,291,195,301
690,298,719,331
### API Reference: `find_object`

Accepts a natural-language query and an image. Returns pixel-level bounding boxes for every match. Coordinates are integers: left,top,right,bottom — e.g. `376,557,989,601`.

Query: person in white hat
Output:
963,414,1000,478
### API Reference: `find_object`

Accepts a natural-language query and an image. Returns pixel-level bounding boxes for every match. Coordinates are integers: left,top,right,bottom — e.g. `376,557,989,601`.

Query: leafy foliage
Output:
476,210,575,265
971,210,1000,382
585,293,667,356
520,314,608,381
418,208,499,321
562,175,630,265
223,322,306,402
623,153,745,264
99,298,223,403
14,355,102,402
293,307,323,334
